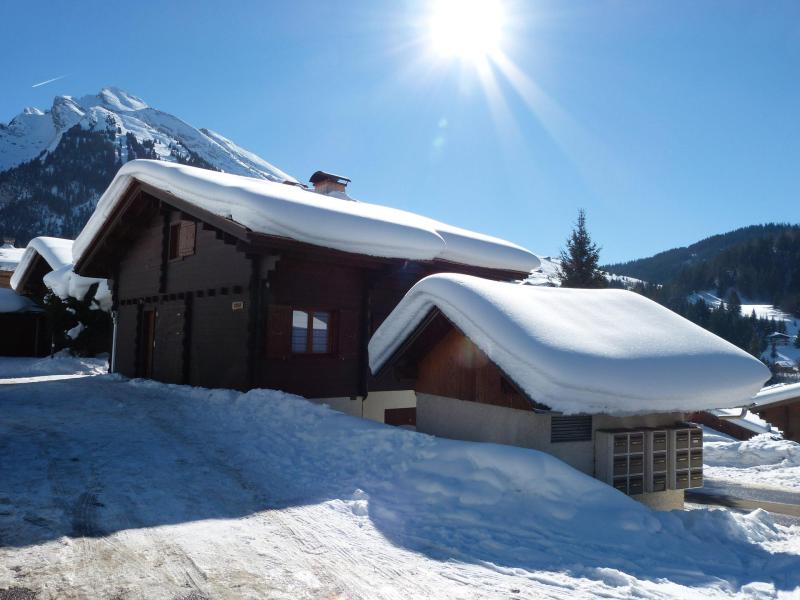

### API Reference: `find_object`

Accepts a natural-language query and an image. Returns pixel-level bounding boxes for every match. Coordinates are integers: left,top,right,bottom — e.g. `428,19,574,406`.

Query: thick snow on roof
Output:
752,382,800,409
73,160,538,273
10,237,73,291
0,288,40,314
369,274,771,415
0,242,24,272
43,265,112,311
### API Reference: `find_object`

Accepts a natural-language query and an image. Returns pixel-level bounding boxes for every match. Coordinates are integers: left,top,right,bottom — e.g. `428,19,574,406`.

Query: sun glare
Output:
429,0,506,62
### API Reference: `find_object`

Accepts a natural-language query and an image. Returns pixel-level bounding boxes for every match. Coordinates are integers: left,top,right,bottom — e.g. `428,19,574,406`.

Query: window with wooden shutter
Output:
168,220,196,260
289,309,334,354
178,221,196,257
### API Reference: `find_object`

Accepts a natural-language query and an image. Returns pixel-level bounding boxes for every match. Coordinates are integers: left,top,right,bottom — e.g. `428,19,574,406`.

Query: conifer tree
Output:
557,209,606,288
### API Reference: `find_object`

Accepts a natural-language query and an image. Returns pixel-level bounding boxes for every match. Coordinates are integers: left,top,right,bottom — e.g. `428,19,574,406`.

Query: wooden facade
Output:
0,312,48,357
753,400,800,442
77,183,526,397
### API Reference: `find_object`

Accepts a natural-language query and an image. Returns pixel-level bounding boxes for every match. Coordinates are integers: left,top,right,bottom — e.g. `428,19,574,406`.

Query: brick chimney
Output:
309,171,351,196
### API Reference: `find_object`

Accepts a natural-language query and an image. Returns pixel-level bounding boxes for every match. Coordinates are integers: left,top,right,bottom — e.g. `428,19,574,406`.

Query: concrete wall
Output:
416,393,688,510
309,390,417,423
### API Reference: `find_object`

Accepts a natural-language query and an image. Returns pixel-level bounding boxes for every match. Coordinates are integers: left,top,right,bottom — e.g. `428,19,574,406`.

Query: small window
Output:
291,310,332,354
168,220,196,260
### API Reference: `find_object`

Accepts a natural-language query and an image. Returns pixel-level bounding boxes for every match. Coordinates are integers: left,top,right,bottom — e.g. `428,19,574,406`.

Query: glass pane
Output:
291,310,308,352
311,312,329,353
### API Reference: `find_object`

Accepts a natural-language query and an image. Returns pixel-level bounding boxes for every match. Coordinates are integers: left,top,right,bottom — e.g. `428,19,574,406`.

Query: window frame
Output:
290,308,336,355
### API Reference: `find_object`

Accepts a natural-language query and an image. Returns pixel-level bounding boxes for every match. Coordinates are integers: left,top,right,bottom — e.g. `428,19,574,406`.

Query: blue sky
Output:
1,0,798,263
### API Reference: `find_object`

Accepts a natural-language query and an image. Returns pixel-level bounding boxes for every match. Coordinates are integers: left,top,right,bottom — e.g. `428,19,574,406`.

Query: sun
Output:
428,0,506,62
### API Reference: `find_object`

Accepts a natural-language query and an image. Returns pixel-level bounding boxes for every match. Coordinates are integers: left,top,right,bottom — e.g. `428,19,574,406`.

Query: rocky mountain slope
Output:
0,87,295,244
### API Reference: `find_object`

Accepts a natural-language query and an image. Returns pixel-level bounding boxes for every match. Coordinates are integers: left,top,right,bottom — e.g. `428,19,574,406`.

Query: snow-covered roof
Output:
73,160,539,274
752,382,800,409
369,274,771,416
43,265,112,311
0,288,41,314
0,242,24,272
10,236,73,291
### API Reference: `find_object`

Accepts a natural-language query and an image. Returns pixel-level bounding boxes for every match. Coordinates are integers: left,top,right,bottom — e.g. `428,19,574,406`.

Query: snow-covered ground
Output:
703,428,800,492
1,358,800,599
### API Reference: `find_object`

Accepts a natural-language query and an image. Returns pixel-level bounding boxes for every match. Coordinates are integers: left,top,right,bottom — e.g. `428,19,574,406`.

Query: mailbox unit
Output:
668,425,703,490
596,423,703,496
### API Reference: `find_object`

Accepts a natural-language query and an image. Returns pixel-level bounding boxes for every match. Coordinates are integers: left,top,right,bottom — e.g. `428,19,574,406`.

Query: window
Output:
168,221,196,260
291,310,332,353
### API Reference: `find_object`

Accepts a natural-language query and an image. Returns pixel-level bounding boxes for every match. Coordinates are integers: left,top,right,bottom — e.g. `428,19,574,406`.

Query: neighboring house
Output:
751,383,800,442
10,237,74,299
71,160,538,419
0,287,48,356
768,332,792,346
0,238,24,289
368,274,770,509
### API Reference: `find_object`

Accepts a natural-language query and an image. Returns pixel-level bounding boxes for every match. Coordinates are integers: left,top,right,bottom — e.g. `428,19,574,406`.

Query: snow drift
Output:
369,273,771,414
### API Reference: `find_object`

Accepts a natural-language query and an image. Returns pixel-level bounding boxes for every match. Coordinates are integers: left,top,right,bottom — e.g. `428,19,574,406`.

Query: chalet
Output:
751,383,800,442
10,236,110,309
71,160,538,420
368,274,771,509
0,238,24,289
768,332,793,346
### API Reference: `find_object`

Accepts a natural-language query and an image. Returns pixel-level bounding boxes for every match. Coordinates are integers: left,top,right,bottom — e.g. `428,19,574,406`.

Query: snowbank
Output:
0,351,107,378
703,430,800,491
369,274,771,415
73,160,538,273
9,236,72,291
0,288,41,314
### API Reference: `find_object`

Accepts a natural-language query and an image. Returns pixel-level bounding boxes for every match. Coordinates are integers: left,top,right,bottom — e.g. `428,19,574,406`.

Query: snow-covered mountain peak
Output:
91,87,149,112
0,87,294,182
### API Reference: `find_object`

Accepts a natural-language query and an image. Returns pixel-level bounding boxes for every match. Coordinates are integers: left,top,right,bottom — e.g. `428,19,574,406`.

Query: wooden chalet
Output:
72,160,537,421
0,239,24,289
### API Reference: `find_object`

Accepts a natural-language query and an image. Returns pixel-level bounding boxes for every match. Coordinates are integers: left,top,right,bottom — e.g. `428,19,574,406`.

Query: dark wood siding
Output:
258,255,364,398
0,313,47,357
416,327,532,410
190,291,250,389
755,403,800,443
115,304,139,377
152,300,185,384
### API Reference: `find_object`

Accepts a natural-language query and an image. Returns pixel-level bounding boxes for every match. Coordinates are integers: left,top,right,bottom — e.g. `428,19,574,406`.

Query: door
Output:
138,309,156,378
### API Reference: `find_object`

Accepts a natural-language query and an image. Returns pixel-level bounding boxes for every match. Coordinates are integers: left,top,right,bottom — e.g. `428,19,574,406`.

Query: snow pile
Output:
703,430,800,491
370,274,771,415
1,87,294,182
134,381,800,594
9,236,73,291
0,288,40,313
0,350,107,378
73,160,539,273
43,264,112,311
0,242,24,272
0,362,799,598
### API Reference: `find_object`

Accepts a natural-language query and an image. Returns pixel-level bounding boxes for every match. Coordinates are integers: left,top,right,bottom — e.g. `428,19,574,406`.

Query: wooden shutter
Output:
178,221,196,257
266,305,292,359
338,309,360,360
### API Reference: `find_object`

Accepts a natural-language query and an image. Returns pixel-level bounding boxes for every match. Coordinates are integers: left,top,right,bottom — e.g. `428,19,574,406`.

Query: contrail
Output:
31,74,68,88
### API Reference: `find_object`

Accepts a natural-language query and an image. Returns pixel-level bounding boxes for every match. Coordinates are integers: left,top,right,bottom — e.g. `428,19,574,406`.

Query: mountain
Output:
605,224,800,315
603,224,798,285
0,87,295,244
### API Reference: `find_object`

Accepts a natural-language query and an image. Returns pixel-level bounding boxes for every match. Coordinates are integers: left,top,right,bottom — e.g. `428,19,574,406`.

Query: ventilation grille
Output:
550,415,593,443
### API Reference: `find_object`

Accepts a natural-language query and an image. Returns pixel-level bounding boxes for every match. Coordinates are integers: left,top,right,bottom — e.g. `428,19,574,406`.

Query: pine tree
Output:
557,209,606,288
